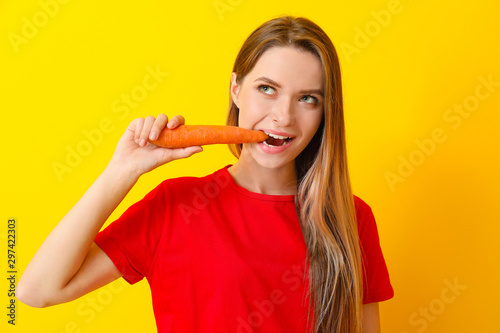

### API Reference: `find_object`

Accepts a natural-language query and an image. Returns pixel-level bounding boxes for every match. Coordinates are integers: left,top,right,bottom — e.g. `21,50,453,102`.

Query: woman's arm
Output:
17,114,202,307
17,162,137,307
362,302,381,333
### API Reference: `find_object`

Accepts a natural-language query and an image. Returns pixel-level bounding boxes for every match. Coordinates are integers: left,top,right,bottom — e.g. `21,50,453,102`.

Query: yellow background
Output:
1,0,499,332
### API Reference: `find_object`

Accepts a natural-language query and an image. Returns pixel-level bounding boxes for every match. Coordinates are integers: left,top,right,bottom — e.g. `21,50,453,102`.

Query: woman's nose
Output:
272,97,295,127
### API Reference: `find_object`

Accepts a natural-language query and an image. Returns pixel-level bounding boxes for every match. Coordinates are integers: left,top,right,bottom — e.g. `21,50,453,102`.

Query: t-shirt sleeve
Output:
94,182,168,284
354,196,394,304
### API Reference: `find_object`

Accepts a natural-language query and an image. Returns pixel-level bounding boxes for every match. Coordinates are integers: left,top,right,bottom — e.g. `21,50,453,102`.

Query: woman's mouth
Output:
262,131,294,147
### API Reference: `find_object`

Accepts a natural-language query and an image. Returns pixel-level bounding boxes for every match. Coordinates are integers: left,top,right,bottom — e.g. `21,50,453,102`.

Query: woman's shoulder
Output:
156,165,230,195
352,195,378,234
353,194,373,216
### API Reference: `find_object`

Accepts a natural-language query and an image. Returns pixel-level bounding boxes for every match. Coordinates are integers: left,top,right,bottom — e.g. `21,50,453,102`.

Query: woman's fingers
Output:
167,115,185,129
113,114,201,175
149,114,168,141
133,117,145,144
147,114,185,143
131,114,187,147
169,146,203,161
136,116,155,146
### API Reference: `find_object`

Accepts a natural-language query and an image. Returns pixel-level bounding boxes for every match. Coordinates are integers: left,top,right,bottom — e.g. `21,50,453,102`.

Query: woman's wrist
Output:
104,159,142,187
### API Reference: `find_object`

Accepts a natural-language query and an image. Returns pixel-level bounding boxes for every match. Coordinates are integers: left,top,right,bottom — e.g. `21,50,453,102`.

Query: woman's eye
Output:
300,95,319,104
258,85,275,95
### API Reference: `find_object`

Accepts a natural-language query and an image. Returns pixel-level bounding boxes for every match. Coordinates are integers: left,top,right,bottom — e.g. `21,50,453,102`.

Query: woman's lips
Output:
260,129,295,138
257,136,294,154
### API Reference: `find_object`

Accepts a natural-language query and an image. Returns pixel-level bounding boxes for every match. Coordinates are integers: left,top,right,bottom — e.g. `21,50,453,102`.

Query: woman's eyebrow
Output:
255,76,282,88
254,76,323,97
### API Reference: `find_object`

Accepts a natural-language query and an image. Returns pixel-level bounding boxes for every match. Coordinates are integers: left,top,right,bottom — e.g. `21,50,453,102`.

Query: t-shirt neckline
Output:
220,164,296,202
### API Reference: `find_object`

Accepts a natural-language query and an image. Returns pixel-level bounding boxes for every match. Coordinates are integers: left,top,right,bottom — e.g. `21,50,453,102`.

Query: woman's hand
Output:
109,114,203,176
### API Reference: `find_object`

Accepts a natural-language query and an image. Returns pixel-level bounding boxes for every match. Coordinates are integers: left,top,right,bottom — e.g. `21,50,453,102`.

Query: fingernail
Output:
149,131,157,140
168,121,176,129
140,139,146,146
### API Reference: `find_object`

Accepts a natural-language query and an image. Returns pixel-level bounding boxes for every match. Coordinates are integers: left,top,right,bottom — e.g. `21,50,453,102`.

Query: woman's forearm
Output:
18,161,139,302
18,114,200,307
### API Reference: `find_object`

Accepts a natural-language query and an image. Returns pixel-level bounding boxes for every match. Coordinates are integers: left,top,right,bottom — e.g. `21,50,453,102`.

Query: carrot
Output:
148,125,269,148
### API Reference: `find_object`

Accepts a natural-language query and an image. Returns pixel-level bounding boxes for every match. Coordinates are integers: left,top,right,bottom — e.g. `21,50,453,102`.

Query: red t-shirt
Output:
95,165,393,332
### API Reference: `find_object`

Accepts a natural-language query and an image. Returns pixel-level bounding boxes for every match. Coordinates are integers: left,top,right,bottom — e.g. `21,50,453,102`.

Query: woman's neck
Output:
227,156,297,196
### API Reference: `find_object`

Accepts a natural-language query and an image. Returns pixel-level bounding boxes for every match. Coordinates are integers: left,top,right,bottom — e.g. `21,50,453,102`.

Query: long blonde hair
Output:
225,16,363,332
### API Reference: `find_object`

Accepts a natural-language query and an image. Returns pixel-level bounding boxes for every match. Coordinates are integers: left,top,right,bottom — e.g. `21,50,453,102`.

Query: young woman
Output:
18,16,393,332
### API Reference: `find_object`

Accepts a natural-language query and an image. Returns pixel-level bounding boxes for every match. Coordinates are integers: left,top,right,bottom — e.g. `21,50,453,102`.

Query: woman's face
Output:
230,46,324,171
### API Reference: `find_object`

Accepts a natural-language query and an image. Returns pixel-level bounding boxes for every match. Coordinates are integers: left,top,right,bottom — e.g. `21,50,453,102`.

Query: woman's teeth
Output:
265,132,290,140
263,132,293,147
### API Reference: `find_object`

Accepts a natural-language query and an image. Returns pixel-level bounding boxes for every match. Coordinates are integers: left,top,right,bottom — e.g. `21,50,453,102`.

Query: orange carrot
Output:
148,125,269,148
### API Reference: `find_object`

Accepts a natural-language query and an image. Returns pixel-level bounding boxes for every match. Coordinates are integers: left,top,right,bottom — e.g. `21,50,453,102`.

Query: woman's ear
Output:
230,72,240,108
